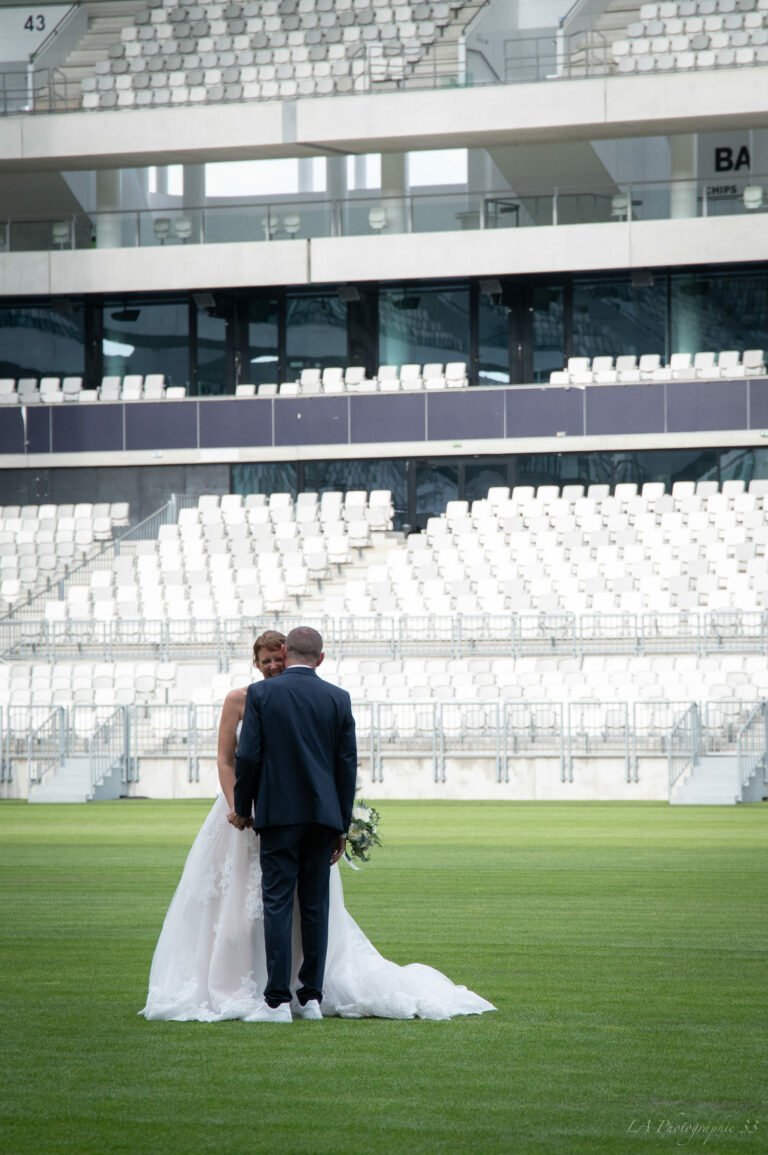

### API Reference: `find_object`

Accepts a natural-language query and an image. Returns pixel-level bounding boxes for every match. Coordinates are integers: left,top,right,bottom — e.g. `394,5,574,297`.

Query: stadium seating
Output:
613,0,768,73
80,0,476,110
0,366,473,402
549,349,767,385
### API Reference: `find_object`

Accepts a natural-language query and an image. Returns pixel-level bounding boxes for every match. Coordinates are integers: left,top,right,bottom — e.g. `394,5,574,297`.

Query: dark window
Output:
285,292,347,377
232,462,298,498
415,461,458,526
670,270,767,355
0,304,85,378
532,286,564,383
477,296,509,386
572,276,667,361
379,285,470,370
102,300,189,388
196,308,228,396
247,297,280,387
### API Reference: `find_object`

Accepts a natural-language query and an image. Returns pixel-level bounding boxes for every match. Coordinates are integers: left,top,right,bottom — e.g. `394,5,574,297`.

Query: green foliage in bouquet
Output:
345,800,382,867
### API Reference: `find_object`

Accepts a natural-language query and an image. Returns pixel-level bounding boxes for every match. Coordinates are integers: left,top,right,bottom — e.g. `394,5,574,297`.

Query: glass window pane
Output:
232,462,298,498
102,300,189,388
670,270,767,355
197,310,227,396
0,304,85,377
613,449,718,488
286,293,347,377
532,286,564,383
572,277,667,360
303,459,408,526
478,298,509,385
379,285,469,370
515,453,612,490
415,461,458,526
247,298,279,386
465,461,509,503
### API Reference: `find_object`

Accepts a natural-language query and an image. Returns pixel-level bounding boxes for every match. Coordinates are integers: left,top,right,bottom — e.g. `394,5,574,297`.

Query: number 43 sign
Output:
0,6,73,64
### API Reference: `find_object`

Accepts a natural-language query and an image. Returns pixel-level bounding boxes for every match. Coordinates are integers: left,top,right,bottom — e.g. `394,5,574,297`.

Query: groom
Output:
233,626,357,1022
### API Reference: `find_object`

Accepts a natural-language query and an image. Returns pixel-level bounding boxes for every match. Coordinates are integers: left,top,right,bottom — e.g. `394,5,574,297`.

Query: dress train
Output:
141,794,495,1021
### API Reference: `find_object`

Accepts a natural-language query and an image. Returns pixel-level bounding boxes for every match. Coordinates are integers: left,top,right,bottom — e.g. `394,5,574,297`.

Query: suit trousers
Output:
259,823,337,1007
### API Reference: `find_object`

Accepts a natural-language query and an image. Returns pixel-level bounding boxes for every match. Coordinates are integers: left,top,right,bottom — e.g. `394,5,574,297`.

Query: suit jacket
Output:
234,666,357,834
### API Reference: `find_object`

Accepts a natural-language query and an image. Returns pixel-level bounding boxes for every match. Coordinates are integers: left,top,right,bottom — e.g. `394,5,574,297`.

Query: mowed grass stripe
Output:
0,799,765,1154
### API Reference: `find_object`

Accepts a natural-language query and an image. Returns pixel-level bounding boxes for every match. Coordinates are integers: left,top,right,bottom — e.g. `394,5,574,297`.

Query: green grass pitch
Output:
1,799,766,1154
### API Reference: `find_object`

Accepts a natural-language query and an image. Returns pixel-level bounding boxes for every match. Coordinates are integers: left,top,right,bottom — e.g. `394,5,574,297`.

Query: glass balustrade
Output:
2,175,765,253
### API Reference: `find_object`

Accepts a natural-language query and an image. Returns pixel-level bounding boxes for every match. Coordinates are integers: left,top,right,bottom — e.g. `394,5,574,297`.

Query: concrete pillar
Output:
95,170,121,248
182,164,205,243
669,134,698,219
380,151,407,233
326,155,347,236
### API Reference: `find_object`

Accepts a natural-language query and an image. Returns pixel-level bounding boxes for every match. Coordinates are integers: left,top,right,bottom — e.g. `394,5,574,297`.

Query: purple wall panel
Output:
748,378,768,428
585,384,665,435
51,404,123,453
667,379,747,432
0,408,26,454
505,387,584,438
350,394,426,443
274,397,349,446
426,390,505,441
199,398,273,448
125,402,197,451
27,406,51,453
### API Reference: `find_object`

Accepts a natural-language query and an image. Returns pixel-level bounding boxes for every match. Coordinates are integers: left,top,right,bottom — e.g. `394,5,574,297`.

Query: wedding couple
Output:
142,627,494,1022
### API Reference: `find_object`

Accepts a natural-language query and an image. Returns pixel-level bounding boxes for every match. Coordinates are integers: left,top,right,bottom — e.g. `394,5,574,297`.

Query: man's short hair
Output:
252,629,286,662
285,626,323,661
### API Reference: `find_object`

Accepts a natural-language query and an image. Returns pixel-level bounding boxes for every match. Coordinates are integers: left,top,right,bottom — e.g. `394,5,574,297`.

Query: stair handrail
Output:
27,705,68,788
736,700,768,790
88,705,129,792
667,702,700,793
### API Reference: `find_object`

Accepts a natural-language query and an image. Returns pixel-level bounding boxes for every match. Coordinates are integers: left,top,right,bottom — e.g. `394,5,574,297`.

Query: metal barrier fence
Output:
2,611,767,664
667,703,701,792
737,702,768,791
5,699,765,793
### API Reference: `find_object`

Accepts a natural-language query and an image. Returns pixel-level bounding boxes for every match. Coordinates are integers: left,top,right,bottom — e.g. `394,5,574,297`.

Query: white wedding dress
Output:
141,793,495,1021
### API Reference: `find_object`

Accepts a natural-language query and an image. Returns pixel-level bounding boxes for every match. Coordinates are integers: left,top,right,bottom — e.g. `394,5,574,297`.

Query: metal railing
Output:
736,701,768,790
26,706,68,787
3,170,768,253
89,705,132,789
667,703,701,792
2,611,767,664
3,697,764,793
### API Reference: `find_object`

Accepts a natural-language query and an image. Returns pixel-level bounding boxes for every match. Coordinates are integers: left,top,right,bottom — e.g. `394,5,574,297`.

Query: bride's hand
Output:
227,809,252,830
330,835,346,866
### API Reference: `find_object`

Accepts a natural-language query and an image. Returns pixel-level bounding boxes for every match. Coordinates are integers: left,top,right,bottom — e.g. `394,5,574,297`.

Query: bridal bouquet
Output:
345,801,382,868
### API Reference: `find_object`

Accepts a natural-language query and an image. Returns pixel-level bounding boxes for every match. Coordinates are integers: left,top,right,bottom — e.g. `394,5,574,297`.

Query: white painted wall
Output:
1,755,670,802
2,70,768,173
3,214,764,298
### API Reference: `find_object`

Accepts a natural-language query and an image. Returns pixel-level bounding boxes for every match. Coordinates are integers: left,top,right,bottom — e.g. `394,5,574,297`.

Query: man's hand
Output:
330,835,346,866
228,810,252,830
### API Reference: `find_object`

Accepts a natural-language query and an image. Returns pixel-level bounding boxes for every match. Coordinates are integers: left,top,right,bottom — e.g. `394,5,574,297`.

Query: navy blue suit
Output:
234,665,357,1007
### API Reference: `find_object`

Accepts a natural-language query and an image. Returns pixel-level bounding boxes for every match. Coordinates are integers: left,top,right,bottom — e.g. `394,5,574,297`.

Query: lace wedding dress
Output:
141,794,495,1021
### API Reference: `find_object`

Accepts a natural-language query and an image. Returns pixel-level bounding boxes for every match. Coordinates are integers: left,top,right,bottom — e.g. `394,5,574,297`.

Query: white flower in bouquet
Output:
344,800,382,868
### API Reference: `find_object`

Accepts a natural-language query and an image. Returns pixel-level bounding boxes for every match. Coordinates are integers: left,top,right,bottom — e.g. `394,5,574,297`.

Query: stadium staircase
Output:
670,754,763,805
404,0,490,87
27,755,123,803
53,0,148,105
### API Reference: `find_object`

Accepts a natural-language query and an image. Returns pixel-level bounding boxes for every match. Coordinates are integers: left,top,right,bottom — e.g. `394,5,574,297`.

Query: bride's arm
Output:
217,689,244,813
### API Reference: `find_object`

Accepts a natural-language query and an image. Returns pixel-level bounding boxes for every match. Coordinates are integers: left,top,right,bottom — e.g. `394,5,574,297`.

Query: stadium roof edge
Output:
1,69,767,173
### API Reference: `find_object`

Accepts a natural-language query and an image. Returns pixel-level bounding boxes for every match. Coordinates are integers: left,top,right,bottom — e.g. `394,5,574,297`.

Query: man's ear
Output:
316,652,324,668
281,644,287,660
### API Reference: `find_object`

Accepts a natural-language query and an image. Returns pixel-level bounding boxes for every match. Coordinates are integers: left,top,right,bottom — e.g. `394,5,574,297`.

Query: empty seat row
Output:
238,361,468,396
549,349,766,385
0,375,178,404
82,0,459,108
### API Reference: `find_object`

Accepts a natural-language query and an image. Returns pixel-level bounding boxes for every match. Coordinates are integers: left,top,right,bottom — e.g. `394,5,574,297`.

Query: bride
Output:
141,630,495,1021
